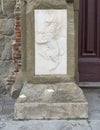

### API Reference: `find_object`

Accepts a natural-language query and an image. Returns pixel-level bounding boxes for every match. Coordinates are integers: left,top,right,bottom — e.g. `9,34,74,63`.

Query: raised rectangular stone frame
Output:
21,0,76,84
14,0,88,119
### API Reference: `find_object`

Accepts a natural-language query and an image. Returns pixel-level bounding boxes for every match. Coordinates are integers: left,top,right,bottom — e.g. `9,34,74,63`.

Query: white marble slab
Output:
35,10,67,75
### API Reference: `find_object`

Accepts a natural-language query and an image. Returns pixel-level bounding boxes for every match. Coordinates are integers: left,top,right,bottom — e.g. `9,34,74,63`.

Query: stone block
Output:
14,83,88,119
0,0,16,18
0,76,5,94
1,39,12,60
0,19,14,36
0,35,6,58
0,34,12,60
0,61,13,78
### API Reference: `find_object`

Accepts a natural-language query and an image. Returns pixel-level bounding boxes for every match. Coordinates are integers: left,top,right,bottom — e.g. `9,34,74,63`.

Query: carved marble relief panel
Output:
35,10,67,75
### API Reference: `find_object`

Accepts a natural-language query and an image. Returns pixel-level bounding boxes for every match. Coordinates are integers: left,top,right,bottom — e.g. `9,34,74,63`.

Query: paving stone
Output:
68,120,91,130
89,110,100,120
0,120,72,130
90,120,100,130
0,122,6,129
0,120,93,130
83,89,100,120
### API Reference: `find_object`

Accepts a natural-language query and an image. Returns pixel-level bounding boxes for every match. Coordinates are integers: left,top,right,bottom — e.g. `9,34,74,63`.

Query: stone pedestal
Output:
14,0,88,119
15,83,88,119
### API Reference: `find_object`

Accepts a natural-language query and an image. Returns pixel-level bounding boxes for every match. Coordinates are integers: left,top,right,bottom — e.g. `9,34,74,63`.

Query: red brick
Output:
16,21,20,25
16,32,21,37
16,16,20,20
16,38,21,42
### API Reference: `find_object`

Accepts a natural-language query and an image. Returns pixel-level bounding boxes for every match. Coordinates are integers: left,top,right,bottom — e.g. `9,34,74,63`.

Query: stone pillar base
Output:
14,82,88,120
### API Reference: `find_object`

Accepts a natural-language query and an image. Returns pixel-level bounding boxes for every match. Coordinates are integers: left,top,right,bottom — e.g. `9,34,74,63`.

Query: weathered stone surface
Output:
0,120,96,130
0,76,6,94
15,83,88,119
0,122,6,129
0,7,3,18
26,0,67,8
0,19,14,62
0,36,13,92
0,35,13,93
4,0,15,18
90,121,100,130
0,35,6,58
0,0,15,18
0,61,13,78
18,83,86,103
0,19,7,32
83,89,100,120
11,72,23,99
0,35,13,77
1,39,12,60
0,14,14,93
0,19,14,36
68,120,91,130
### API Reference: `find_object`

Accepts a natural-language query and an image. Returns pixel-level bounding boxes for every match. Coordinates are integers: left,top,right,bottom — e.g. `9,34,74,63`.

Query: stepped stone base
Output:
14,83,88,119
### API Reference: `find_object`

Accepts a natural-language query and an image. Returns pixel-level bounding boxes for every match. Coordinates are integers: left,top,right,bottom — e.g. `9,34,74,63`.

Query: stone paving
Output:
0,89,100,130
